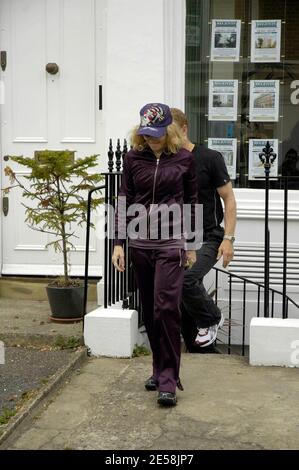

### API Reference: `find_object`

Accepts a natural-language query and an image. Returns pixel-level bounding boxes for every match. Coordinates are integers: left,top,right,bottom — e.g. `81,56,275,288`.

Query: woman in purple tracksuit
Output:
112,103,198,406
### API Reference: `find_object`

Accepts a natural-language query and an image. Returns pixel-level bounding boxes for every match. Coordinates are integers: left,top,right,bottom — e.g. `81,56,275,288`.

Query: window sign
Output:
290,80,299,105
249,80,280,122
208,79,238,121
185,2,297,190
251,20,281,63
211,19,241,62
248,139,278,180
208,138,237,180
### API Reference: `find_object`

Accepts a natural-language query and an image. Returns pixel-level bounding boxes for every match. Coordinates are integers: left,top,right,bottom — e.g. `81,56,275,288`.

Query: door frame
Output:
0,0,5,276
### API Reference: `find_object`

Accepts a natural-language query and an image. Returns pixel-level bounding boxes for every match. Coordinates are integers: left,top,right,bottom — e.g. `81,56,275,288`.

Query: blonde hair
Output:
170,108,188,129
130,122,185,154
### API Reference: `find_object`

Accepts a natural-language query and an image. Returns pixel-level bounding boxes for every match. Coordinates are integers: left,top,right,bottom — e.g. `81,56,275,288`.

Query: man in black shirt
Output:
171,108,237,351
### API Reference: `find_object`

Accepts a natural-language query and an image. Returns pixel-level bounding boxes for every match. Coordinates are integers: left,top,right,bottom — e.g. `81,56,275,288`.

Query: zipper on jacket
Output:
148,158,160,239
151,158,160,206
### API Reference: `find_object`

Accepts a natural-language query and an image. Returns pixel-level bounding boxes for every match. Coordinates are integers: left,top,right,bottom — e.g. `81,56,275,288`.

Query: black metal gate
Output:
84,139,142,326
84,139,299,355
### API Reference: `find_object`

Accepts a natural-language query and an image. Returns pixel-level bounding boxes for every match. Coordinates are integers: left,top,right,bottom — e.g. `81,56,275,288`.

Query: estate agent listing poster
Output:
208,80,238,121
249,80,279,122
251,20,281,62
248,139,278,180
208,138,237,180
211,19,241,61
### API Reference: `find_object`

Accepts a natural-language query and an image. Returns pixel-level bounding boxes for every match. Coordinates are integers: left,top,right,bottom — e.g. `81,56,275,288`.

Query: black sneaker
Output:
157,392,177,406
144,376,158,391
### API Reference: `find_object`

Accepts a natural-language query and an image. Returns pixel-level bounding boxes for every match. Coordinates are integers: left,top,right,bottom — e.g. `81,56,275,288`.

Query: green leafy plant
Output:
53,335,82,349
132,344,150,357
0,390,35,427
0,407,16,426
4,150,104,286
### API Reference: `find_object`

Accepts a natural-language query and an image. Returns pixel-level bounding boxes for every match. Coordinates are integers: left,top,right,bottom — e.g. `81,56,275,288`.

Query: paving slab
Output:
2,354,299,450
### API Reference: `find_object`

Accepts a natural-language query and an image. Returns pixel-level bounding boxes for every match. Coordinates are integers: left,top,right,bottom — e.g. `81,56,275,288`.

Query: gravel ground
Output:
0,347,74,413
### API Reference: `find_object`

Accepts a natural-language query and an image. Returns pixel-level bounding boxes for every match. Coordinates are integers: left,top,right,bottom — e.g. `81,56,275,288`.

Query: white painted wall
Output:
105,0,165,146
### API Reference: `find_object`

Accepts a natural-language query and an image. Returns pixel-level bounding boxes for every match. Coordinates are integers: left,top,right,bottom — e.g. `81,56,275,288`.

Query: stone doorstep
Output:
250,317,299,367
0,277,98,301
84,307,140,358
0,347,88,448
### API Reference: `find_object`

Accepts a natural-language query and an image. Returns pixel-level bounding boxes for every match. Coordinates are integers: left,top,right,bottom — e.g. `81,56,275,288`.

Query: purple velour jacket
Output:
114,147,199,249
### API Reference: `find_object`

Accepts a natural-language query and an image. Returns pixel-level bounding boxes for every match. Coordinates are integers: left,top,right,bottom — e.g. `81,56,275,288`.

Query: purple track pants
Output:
130,247,185,393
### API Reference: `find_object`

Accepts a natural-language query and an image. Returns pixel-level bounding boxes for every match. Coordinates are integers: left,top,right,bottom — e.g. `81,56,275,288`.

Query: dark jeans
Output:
130,247,185,393
181,232,222,352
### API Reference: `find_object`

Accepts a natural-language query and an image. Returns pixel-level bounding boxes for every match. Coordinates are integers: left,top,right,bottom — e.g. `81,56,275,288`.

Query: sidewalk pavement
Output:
1,296,299,450
0,277,98,348
2,352,299,450
0,295,93,444
0,297,97,347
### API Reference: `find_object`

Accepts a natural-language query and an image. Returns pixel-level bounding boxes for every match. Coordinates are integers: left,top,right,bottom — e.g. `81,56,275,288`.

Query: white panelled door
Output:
0,0,106,276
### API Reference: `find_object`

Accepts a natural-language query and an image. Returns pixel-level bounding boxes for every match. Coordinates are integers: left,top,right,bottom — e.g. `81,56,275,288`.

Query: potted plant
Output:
4,150,104,322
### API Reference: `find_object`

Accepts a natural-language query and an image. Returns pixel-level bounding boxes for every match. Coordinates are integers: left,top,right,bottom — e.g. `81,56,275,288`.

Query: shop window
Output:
185,0,299,189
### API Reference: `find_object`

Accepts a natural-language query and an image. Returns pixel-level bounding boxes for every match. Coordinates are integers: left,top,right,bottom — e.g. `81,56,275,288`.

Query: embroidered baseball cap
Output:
137,103,173,138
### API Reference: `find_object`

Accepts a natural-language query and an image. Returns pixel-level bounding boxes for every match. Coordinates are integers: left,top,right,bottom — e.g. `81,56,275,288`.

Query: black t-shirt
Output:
193,144,230,240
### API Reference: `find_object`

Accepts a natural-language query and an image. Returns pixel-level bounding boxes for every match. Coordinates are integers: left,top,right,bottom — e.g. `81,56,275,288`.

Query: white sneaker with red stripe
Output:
194,313,224,347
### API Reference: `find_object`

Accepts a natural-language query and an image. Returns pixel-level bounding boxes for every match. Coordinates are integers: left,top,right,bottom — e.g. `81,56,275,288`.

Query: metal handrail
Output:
83,185,105,322
213,265,299,355
214,266,299,310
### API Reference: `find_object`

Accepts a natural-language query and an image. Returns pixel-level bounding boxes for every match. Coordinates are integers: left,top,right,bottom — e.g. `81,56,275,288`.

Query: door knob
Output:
1,51,7,71
45,63,59,75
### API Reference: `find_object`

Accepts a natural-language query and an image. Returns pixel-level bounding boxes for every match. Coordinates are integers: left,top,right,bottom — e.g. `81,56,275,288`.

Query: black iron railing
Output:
257,142,299,318
83,139,299,355
213,266,299,356
83,139,143,325
83,184,105,318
